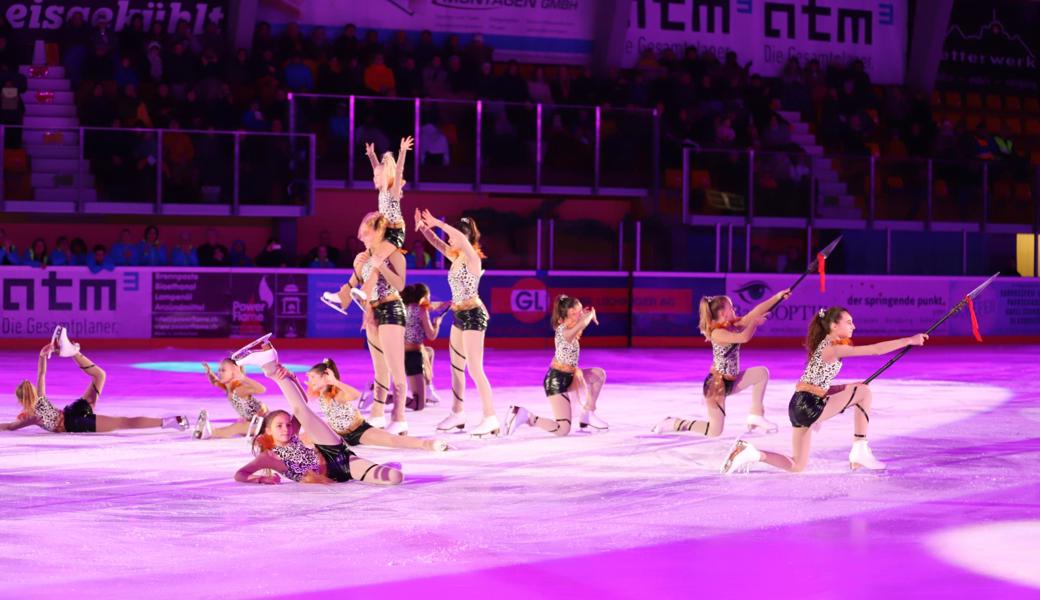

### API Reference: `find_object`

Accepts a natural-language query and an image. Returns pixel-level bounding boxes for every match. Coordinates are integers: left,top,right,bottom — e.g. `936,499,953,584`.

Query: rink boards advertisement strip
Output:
2,268,1038,342
0,267,152,338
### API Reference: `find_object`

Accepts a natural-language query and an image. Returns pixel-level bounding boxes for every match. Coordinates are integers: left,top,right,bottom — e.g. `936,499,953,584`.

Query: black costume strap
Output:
359,464,378,482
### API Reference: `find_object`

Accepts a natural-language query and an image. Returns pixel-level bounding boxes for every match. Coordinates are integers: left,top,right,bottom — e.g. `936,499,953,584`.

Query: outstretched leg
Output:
94,415,163,432
263,363,342,447
348,455,403,485
71,352,106,408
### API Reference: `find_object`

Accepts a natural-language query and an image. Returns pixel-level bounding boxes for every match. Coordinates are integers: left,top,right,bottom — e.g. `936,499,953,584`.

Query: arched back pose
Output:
1,327,188,434
721,308,927,474
652,290,789,437
504,295,609,437
351,212,410,434
231,334,403,486
305,358,450,451
417,209,498,438
194,358,268,439
400,283,449,411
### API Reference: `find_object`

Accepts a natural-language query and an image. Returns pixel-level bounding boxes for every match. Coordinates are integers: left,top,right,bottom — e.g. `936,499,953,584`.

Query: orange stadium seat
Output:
966,92,982,109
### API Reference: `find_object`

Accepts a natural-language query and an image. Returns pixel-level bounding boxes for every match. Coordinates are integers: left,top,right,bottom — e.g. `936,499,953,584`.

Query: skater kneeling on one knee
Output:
231,334,403,486
504,294,609,437
721,307,927,475
400,283,449,412
653,290,789,438
1,326,188,434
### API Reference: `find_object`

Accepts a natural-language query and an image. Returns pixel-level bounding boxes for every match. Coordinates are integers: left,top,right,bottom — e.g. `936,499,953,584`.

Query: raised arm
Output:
737,288,790,327
417,209,450,256
394,136,413,194
234,452,284,484
560,308,597,342
236,375,267,397
365,142,380,171
711,315,766,345
202,362,227,391
421,209,479,271
37,344,50,398
826,333,928,361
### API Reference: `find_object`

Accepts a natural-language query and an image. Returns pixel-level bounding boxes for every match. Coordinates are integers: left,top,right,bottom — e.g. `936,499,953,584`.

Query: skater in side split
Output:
721,307,927,474
193,358,269,439
652,290,789,438
305,358,450,451
400,283,450,410
232,334,403,486
417,209,499,438
504,294,609,437
1,327,188,434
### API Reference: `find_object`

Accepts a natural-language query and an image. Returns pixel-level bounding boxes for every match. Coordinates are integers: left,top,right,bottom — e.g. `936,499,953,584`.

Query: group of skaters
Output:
2,137,929,484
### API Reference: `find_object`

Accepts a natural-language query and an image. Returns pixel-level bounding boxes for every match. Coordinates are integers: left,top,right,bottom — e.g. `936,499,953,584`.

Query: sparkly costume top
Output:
448,260,480,303
33,396,62,432
378,189,404,224
228,385,264,421
404,304,426,344
800,338,843,391
271,435,321,482
553,324,581,368
711,341,740,376
317,391,363,434
360,257,398,301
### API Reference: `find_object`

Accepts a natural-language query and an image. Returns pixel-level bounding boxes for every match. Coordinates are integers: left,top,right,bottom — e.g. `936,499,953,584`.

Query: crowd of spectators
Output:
0,225,439,271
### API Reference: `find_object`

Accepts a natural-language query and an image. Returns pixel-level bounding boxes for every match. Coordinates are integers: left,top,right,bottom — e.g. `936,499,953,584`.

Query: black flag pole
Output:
763,235,843,313
863,272,999,385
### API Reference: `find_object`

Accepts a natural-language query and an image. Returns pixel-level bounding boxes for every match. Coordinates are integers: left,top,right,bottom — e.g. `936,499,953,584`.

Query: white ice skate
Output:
469,415,501,439
720,439,761,474
163,415,190,431
230,333,277,368
503,405,530,437
56,326,80,358
746,413,779,434
436,410,467,432
192,409,212,440
849,439,886,471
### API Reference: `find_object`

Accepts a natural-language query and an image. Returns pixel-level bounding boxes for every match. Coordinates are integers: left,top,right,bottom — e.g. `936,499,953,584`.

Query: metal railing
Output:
0,125,316,216
288,93,659,195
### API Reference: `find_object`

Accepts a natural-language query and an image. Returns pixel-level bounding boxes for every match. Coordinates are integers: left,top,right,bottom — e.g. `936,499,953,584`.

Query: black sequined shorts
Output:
789,391,828,428
385,226,405,249
341,420,373,447
315,441,357,482
702,373,736,397
63,398,97,433
543,368,575,397
405,349,424,376
373,299,407,326
452,306,489,332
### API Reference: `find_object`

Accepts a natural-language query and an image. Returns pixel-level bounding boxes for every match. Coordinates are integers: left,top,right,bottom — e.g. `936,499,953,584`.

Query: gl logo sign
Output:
511,289,547,312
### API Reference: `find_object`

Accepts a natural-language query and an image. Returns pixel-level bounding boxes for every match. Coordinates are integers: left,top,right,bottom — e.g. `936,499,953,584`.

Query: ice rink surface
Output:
1,345,1038,599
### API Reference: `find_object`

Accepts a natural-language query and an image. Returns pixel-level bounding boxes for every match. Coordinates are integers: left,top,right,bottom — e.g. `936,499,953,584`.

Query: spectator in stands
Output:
333,24,359,63
406,239,429,269
111,228,140,266
170,232,199,266
137,225,167,266
22,238,48,268
364,53,395,95
527,67,553,105
2,230,21,265
166,40,198,98
145,41,163,83
309,244,336,268
251,21,276,60
198,228,229,266
395,56,423,98
0,66,25,147
50,237,71,266
282,53,314,92
303,230,340,267
230,239,252,267
463,33,493,75
255,237,288,267
414,30,437,70
69,238,89,266
388,30,412,68
445,54,472,95
972,123,997,161
162,120,198,202
422,54,450,98
498,61,529,102
420,121,451,166
88,244,115,273
317,55,352,94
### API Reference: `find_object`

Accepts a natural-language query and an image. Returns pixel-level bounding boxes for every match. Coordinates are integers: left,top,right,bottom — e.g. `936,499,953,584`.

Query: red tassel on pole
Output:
817,252,826,292
966,296,983,342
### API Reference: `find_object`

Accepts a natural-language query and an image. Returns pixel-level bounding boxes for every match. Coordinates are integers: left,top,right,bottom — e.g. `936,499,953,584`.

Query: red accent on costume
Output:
966,296,983,342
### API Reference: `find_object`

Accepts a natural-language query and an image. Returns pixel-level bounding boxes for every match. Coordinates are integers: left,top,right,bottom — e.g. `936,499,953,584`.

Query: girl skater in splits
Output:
400,283,450,410
1,326,188,433
652,290,789,438
504,294,609,437
193,358,268,439
721,307,928,474
305,358,451,451
232,334,403,486
417,209,499,438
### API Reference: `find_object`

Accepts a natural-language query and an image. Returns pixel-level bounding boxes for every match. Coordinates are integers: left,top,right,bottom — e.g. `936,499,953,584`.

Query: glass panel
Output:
752,150,811,218
600,108,653,189
351,97,416,184
292,94,349,181
417,99,476,185
553,219,619,270
815,155,869,220
874,157,928,221
932,159,983,222
238,133,311,206
84,128,159,203
987,162,1035,226
749,227,806,273
6,127,94,203
479,100,536,186
540,105,595,188
159,129,234,205
685,149,749,217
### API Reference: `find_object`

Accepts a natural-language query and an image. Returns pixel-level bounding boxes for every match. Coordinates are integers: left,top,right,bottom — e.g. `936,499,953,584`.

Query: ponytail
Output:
697,295,732,341
805,307,848,359
551,294,580,330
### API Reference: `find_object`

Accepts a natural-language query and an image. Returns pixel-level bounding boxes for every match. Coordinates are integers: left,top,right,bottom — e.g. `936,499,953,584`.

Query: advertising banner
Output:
0,266,152,338
631,273,726,340
484,272,630,339
937,0,1040,93
946,278,1040,338
625,0,909,84
256,0,597,64
0,1,227,37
